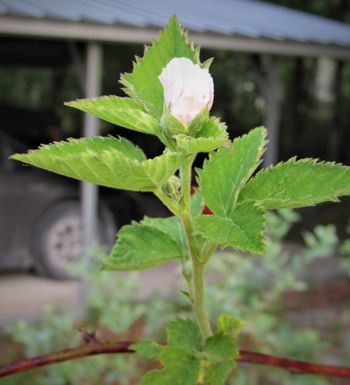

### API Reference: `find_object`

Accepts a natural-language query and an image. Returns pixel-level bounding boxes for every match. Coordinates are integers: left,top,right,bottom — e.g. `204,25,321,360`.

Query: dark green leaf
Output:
194,201,266,254
103,222,183,271
198,127,267,216
239,158,350,209
120,15,198,117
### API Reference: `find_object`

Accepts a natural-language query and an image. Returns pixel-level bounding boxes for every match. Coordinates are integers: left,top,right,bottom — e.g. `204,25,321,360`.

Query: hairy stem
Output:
192,259,213,339
180,155,213,339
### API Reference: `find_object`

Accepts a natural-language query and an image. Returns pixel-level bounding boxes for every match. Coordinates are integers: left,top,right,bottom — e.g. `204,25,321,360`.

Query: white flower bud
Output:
159,57,214,127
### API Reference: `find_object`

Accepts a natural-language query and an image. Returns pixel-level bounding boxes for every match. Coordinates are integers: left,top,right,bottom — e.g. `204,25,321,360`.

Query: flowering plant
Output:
11,16,350,385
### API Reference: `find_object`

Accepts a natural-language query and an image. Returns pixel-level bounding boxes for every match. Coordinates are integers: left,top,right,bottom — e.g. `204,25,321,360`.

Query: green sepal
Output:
160,103,188,138
198,127,267,216
239,158,350,209
201,57,214,69
11,137,183,192
175,118,229,155
194,201,266,254
187,107,209,136
120,15,198,117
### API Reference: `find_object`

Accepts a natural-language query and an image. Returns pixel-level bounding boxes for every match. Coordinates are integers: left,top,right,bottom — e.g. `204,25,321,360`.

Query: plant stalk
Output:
180,155,213,340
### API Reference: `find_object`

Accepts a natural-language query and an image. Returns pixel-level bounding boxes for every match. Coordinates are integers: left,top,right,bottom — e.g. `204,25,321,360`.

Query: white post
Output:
263,57,280,167
82,42,102,255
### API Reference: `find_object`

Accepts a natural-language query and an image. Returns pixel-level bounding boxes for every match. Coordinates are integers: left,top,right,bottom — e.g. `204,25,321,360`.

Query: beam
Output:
1,16,350,59
81,42,102,255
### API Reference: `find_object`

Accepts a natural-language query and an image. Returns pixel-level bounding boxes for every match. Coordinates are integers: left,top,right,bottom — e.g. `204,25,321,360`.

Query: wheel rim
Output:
45,213,83,272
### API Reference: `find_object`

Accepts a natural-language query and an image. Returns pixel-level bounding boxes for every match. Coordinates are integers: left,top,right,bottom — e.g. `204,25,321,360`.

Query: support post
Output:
81,42,102,256
263,57,280,167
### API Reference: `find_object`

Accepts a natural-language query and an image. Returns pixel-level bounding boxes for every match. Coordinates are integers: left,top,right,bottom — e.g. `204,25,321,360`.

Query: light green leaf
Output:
194,201,266,254
120,15,198,117
198,127,267,216
142,216,187,257
202,334,238,385
191,188,204,218
140,347,200,385
11,137,183,192
175,118,229,154
65,96,162,136
202,361,235,385
103,222,183,271
217,314,244,339
131,341,162,359
239,158,350,209
166,318,201,354
204,334,239,362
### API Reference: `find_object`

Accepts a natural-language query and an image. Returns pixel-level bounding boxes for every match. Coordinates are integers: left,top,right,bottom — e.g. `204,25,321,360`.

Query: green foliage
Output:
137,318,238,385
8,14,350,385
202,334,239,385
239,158,350,209
138,319,202,385
217,314,244,339
195,201,266,253
65,96,162,136
12,137,183,192
131,341,162,359
103,220,184,271
174,118,229,154
198,127,266,216
120,15,198,117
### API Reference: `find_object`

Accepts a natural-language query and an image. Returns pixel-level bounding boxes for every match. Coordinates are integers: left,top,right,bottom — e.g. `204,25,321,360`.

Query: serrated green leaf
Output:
11,137,183,192
166,318,201,354
217,314,244,339
175,118,229,154
202,361,235,385
140,347,200,385
202,334,238,385
65,96,162,136
239,158,350,209
131,341,162,359
120,15,198,117
194,201,266,253
204,334,239,362
103,222,183,271
198,127,267,216
142,216,187,257
191,188,204,218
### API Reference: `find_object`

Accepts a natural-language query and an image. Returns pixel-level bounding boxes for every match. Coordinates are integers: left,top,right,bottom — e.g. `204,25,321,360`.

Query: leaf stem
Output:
155,189,179,216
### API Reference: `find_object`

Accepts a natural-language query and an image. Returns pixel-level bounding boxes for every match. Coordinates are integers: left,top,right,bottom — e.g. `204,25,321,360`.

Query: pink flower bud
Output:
159,57,214,127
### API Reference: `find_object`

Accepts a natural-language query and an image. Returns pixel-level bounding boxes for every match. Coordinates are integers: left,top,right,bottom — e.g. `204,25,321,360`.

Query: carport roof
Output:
0,0,350,58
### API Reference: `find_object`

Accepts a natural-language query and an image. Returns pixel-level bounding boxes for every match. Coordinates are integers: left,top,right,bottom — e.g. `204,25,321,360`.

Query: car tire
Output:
31,200,116,280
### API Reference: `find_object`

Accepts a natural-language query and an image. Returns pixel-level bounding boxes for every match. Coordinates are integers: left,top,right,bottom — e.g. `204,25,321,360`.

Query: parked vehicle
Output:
0,132,143,279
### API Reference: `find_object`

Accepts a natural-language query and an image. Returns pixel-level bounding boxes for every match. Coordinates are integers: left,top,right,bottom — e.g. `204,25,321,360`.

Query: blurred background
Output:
0,0,350,384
